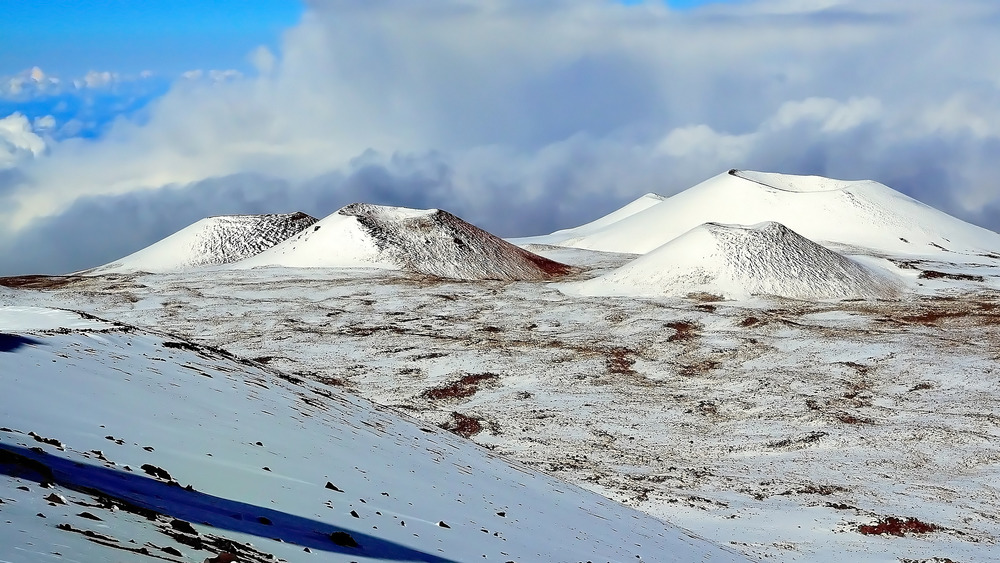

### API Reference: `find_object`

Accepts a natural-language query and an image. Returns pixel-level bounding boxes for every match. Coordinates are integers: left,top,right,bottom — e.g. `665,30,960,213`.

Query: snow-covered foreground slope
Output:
0,306,745,562
84,212,317,274
518,170,1000,260
19,268,1000,562
565,222,903,300
236,203,571,281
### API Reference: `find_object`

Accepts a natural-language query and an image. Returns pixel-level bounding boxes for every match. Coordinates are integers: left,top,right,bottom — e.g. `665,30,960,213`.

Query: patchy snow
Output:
0,307,746,563
10,268,1000,563
5,169,1000,563
518,170,1000,262
237,203,572,281
84,212,318,274
564,222,904,301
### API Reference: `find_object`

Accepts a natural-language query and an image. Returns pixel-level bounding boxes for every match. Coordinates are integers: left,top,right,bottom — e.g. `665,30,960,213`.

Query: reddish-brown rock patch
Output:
858,517,938,537
423,373,500,400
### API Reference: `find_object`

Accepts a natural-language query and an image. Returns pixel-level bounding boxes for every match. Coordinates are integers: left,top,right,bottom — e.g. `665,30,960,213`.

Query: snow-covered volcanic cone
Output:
236,203,572,281
510,192,666,247
520,170,1000,259
566,221,904,301
85,212,317,274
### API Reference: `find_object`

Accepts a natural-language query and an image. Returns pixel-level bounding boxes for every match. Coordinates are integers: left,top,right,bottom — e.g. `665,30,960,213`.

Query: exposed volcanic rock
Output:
236,203,572,281
567,221,903,301
84,212,317,274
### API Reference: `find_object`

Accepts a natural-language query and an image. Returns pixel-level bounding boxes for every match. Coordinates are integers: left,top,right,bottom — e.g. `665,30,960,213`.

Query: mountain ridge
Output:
515,169,1000,260
565,221,905,300
85,212,317,274
236,203,572,281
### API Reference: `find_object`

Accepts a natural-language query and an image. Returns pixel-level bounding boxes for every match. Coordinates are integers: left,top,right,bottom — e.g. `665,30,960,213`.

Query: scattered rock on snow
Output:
169,518,199,535
77,511,102,521
86,212,318,274
140,463,173,480
29,431,64,449
567,221,903,301
329,531,361,548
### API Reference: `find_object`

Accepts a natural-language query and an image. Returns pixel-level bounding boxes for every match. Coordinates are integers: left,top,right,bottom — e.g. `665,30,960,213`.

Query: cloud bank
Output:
2,0,1000,274
0,113,45,170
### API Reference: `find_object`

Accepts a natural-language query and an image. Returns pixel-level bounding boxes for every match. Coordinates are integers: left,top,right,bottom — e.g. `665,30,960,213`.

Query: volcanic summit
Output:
236,203,572,281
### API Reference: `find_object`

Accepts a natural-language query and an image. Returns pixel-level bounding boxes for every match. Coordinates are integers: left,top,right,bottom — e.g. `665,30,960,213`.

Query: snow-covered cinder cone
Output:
236,203,573,281
508,192,666,247
83,212,317,274
566,221,904,301
518,170,1000,260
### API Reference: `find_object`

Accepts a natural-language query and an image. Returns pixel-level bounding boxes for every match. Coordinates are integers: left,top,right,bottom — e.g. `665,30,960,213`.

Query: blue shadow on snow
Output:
0,441,455,562
0,333,43,353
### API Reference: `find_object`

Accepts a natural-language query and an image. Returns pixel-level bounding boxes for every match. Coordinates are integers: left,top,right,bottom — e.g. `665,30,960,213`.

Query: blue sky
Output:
0,0,734,76
0,1,727,89
0,0,302,139
0,0,739,141
2,0,1000,275
0,0,303,77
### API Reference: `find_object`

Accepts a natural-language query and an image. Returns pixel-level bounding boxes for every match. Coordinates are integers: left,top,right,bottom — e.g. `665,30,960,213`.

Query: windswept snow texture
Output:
0,306,746,563
0,305,114,331
237,203,572,281
568,222,904,301
521,170,1000,259
87,212,318,274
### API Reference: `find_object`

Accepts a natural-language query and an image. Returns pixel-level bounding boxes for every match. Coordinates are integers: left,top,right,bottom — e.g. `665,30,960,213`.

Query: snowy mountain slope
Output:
0,306,747,562
508,193,666,247
84,212,318,274
564,222,904,300
517,170,1000,260
236,203,572,281
21,267,1000,562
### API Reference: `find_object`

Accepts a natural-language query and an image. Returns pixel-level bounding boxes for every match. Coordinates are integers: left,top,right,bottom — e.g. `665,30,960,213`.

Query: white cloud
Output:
658,125,753,162
29,66,46,83
3,66,60,98
181,69,243,82
914,93,1000,141
657,97,882,167
764,97,883,134
76,70,118,89
2,0,1000,272
0,66,162,100
0,113,46,170
249,46,277,75
32,115,56,132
